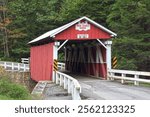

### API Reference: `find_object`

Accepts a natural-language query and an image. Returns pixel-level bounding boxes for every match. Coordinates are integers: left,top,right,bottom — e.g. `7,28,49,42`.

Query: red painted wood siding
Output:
55,20,111,40
30,43,54,81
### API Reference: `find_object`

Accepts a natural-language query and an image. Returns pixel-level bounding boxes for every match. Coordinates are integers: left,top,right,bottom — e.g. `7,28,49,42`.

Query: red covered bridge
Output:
28,16,117,82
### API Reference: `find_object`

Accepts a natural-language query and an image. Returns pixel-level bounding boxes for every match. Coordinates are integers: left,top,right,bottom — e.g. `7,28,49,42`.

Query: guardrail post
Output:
4,62,7,69
60,75,63,86
12,62,14,70
121,74,125,84
73,87,81,100
68,79,71,94
64,77,67,89
18,63,20,71
134,75,139,86
107,71,110,80
52,71,56,82
111,72,114,80
56,73,59,84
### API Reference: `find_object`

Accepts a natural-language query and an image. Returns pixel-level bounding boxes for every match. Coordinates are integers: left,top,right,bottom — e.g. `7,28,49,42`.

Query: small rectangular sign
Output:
77,34,89,39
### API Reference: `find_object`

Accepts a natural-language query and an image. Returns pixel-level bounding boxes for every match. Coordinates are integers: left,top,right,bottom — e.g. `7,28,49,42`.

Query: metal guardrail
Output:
108,69,150,85
53,71,81,100
0,61,29,72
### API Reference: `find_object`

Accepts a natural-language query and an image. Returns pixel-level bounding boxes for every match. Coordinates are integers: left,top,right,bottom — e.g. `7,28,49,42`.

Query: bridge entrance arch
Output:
29,16,117,81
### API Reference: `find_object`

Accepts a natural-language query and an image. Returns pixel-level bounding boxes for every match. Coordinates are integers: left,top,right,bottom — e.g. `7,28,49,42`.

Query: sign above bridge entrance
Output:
75,21,91,31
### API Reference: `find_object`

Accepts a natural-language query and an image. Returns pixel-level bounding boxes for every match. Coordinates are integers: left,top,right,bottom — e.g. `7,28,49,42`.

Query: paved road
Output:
69,74,150,100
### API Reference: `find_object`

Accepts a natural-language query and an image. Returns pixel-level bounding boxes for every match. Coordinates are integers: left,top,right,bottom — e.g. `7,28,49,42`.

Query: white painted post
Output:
111,72,115,80
121,73,126,84
64,77,67,89
18,63,20,71
12,62,14,70
68,79,71,94
73,87,81,100
60,75,63,86
53,71,56,82
4,62,7,69
52,42,59,82
105,41,112,70
134,75,139,86
56,73,59,84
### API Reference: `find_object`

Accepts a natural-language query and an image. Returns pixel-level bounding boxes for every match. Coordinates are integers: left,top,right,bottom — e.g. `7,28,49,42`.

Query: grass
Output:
140,83,150,88
0,76,31,100
0,66,32,100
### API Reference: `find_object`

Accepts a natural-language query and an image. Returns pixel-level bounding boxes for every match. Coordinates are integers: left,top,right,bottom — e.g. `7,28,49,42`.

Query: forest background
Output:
0,0,150,71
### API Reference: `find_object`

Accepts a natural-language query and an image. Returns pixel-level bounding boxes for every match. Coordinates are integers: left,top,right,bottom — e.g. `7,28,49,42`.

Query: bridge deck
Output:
68,73,150,100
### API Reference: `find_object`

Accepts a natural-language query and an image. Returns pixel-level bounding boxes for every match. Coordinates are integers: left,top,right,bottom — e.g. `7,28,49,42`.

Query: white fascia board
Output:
28,17,82,44
50,17,85,37
28,26,63,44
28,31,52,44
84,17,117,37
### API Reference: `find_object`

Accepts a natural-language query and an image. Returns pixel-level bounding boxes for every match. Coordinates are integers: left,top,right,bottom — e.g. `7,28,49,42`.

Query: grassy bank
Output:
0,67,31,100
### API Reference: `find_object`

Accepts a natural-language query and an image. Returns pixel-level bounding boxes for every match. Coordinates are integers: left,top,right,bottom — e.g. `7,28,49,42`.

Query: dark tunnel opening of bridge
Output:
58,40,108,79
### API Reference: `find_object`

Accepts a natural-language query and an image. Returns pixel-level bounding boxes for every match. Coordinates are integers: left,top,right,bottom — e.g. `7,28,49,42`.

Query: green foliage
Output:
116,57,137,70
109,0,150,71
58,52,65,62
107,0,150,38
112,37,150,71
0,77,31,100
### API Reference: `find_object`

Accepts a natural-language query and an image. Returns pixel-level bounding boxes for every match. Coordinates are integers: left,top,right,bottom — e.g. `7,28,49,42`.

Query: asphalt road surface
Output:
69,74,150,100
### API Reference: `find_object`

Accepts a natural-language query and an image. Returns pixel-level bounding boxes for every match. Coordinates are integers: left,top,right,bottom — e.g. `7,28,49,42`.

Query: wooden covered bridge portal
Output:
29,17,117,82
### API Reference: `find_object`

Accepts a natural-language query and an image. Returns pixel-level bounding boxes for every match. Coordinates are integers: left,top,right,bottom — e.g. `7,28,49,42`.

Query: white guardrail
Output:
21,58,29,64
0,61,29,72
54,63,81,100
108,69,150,85
53,71,81,100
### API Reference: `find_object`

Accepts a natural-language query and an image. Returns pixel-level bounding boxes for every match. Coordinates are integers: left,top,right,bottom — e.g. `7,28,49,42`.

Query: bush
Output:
0,77,31,100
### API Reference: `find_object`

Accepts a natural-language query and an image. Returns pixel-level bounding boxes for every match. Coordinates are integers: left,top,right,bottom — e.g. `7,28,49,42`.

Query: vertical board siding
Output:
30,43,54,81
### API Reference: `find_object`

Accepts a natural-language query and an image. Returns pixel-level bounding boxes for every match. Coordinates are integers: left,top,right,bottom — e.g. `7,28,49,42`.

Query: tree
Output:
0,0,10,57
107,0,150,38
107,0,150,71
58,0,115,26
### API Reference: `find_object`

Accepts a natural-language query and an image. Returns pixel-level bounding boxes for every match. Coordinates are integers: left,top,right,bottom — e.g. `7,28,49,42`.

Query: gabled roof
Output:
29,16,117,44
